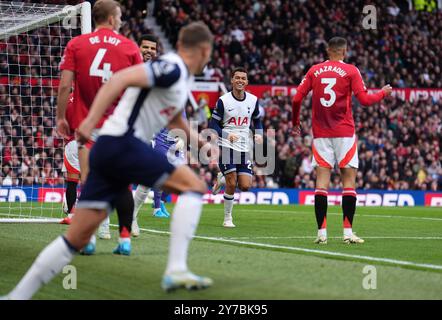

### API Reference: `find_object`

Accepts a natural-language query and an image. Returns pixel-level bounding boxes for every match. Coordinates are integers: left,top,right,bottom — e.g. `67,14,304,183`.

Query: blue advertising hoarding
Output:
1,186,441,207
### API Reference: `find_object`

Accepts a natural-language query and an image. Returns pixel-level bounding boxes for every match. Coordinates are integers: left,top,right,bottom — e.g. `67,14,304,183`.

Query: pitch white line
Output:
226,236,442,240
111,224,442,271
242,210,442,222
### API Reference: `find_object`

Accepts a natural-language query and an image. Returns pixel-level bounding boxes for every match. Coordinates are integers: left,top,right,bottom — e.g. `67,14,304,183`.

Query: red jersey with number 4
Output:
292,60,385,138
59,28,142,128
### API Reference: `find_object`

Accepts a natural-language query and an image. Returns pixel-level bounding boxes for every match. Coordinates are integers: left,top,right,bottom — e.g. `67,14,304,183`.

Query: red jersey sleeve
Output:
132,47,143,65
351,66,385,106
292,68,313,126
350,66,367,96
59,39,75,72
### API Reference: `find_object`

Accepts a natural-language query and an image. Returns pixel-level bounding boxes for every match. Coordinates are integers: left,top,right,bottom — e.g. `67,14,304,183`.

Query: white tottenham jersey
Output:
211,91,260,152
99,52,192,144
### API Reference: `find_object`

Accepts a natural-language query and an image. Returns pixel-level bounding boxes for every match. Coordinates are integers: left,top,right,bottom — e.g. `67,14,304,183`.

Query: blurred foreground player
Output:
5,22,214,299
132,34,187,237
61,95,80,219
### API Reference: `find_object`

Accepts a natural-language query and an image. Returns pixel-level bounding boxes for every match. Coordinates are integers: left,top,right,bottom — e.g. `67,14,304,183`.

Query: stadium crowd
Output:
186,94,442,191
159,0,441,191
156,0,441,88
0,0,441,191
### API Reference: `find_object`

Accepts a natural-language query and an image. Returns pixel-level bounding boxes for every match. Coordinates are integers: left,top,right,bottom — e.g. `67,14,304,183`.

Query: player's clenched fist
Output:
227,133,239,143
382,84,393,96
291,125,301,137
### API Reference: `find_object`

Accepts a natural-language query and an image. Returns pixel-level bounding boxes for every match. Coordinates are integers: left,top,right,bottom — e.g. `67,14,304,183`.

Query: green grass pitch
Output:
0,203,441,299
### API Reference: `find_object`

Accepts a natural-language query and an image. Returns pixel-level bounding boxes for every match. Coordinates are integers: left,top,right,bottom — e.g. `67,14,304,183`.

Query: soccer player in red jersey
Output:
60,94,81,219
56,0,143,254
292,37,392,244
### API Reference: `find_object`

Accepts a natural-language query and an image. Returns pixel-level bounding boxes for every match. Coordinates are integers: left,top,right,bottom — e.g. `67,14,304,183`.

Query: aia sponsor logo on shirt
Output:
227,117,249,126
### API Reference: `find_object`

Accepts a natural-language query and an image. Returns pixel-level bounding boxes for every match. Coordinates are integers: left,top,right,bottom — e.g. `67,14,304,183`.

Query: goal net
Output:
0,1,91,223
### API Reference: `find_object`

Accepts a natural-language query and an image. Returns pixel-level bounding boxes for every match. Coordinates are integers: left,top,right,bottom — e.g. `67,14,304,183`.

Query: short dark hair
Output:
138,34,158,46
327,37,347,50
231,67,248,78
178,22,214,48
92,0,121,25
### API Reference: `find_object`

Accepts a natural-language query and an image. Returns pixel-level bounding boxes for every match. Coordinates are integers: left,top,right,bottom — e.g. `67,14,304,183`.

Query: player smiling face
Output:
231,70,248,93
140,40,157,61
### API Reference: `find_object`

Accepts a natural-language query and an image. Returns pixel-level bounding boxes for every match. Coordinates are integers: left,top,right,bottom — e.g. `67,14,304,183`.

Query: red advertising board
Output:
190,81,221,109
425,193,442,207
246,85,442,103
38,188,65,203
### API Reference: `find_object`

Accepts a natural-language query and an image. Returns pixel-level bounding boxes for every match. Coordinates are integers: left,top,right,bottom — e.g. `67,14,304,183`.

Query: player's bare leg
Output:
78,146,90,186
237,174,252,191
6,209,107,300
160,165,213,291
65,209,108,249
340,167,364,244
222,172,237,227
314,167,331,244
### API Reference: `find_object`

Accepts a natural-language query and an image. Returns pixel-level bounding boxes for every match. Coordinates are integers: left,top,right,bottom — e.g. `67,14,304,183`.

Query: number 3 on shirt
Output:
89,48,113,83
320,78,336,107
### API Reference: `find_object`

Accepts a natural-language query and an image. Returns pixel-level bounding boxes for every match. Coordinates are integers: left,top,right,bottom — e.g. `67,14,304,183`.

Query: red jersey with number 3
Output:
293,60,383,138
59,28,142,128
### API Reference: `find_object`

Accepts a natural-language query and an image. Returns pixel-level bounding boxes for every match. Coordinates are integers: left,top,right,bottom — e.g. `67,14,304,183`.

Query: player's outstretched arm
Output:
355,85,392,106
77,64,149,143
352,67,393,106
291,70,312,135
56,70,74,138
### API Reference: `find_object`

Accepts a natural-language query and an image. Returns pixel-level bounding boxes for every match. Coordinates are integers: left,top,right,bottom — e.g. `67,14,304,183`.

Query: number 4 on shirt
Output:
89,48,113,83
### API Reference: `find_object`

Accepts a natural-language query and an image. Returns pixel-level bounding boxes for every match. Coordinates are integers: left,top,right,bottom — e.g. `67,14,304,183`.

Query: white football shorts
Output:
311,135,358,169
62,140,80,175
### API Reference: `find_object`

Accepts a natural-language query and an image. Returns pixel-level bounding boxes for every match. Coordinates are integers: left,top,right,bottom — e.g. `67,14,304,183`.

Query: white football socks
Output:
318,228,327,238
223,193,234,221
8,236,75,300
133,185,150,220
165,192,203,274
344,228,353,237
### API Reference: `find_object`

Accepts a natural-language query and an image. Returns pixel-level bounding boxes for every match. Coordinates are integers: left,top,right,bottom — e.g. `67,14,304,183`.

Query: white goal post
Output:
0,1,91,223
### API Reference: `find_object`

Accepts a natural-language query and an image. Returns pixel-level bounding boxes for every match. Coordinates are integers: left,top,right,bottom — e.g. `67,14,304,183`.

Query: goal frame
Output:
0,1,91,223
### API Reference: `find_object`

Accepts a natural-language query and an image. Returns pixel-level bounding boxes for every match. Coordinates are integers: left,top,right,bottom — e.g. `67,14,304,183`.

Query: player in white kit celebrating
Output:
210,67,263,227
